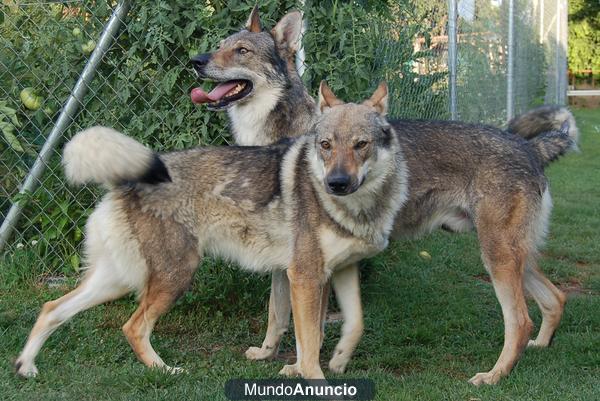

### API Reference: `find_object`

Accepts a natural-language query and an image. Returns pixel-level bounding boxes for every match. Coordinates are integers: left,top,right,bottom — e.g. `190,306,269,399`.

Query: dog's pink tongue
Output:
190,82,238,104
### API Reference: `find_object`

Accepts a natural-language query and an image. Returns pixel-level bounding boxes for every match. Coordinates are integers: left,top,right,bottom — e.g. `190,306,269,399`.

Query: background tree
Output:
568,0,600,73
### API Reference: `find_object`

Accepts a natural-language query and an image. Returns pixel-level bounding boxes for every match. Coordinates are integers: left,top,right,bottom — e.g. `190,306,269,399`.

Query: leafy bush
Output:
302,0,447,118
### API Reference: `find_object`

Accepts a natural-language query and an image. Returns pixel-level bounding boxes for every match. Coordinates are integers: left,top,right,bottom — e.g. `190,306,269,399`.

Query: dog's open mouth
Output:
190,80,253,110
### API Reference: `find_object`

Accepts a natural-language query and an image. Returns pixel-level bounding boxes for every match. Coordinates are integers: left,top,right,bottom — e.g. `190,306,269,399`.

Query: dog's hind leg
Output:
122,250,200,373
245,270,291,360
328,263,363,374
469,246,533,386
15,258,131,378
469,197,534,386
524,262,566,347
524,190,566,348
123,288,180,372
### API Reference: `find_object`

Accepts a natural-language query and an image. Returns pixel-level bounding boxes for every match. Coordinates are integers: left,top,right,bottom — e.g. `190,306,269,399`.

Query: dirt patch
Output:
326,311,344,324
473,271,597,297
472,273,491,284
558,278,597,297
569,83,600,108
248,316,265,334
576,260,591,269
389,363,425,378
569,96,600,109
275,350,297,363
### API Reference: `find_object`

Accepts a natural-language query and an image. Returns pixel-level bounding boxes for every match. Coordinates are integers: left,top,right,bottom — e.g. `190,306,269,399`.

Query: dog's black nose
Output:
327,174,351,194
191,53,211,68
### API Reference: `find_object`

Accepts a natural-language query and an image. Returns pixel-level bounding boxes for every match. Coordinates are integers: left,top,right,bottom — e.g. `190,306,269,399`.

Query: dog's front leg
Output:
328,263,363,373
279,265,325,379
245,270,291,360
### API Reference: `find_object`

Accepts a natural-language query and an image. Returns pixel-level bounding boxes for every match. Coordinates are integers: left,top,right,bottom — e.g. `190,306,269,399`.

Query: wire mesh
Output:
0,1,567,275
450,0,565,125
1,1,232,272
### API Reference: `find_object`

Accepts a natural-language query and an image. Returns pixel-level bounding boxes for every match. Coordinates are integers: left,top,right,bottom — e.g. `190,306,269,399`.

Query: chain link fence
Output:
0,0,568,275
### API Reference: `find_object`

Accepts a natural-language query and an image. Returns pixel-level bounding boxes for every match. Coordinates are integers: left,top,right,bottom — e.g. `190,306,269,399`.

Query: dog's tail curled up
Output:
508,105,579,167
528,120,578,167
63,126,170,187
508,105,579,143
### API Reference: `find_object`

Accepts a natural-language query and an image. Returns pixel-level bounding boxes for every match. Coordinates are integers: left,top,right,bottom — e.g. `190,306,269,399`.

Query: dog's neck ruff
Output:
228,85,284,146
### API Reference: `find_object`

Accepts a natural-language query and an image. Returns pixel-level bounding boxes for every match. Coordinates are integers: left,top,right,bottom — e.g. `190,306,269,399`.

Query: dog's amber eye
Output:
237,47,249,55
320,140,331,150
355,141,368,149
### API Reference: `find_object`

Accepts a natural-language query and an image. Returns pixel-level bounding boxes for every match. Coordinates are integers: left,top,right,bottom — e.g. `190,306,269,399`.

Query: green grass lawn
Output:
1,109,598,401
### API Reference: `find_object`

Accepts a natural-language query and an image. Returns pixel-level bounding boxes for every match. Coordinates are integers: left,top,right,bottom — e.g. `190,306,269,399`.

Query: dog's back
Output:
389,118,573,238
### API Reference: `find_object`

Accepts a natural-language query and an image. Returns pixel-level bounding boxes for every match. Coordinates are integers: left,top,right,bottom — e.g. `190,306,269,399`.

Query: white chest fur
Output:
228,87,282,146
318,226,383,272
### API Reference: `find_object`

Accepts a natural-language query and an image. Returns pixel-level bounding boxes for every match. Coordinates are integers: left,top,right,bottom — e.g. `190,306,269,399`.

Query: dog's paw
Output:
15,359,38,378
279,364,301,377
245,346,276,361
328,349,350,374
527,339,549,348
468,370,502,386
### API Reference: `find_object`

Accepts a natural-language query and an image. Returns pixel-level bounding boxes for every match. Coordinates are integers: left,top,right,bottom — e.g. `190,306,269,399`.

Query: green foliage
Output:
302,0,447,118
568,0,600,72
0,100,23,152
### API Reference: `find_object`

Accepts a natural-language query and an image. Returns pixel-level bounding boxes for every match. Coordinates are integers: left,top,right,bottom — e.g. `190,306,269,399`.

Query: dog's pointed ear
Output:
272,11,303,53
245,5,262,33
318,81,344,113
362,82,388,115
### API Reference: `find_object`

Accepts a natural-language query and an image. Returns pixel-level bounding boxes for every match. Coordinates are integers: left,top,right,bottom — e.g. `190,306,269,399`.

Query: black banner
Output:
224,379,375,400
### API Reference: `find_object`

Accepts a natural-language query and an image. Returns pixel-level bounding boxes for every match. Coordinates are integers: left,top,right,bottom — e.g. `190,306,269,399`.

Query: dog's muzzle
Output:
326,173,357,196
191,53,211,77
189,53,254,110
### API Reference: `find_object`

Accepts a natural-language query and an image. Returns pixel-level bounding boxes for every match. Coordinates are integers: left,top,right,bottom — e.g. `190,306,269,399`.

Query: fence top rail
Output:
567,89,600,96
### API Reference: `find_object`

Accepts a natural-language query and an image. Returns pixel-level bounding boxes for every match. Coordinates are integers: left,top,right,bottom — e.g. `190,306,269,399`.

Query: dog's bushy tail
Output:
529,121,578,167
508,105,579,143
63,126,170,187
508,105,579,167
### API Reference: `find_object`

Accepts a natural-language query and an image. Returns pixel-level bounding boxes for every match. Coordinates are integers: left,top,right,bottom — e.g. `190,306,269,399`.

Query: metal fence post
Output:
295,0,307,77
506,0,515,121
539,0,544,44
556,0,568,105
0,0,132,252
447,0,458,120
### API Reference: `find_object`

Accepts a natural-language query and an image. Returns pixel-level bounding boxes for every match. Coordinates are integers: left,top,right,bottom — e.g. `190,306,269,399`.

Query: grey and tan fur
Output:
15,84,406,381
191,7,579,385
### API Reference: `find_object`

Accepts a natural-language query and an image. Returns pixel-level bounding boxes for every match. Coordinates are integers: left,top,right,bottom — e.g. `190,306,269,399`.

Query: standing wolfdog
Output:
16,84,406,380
190,7,579,385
